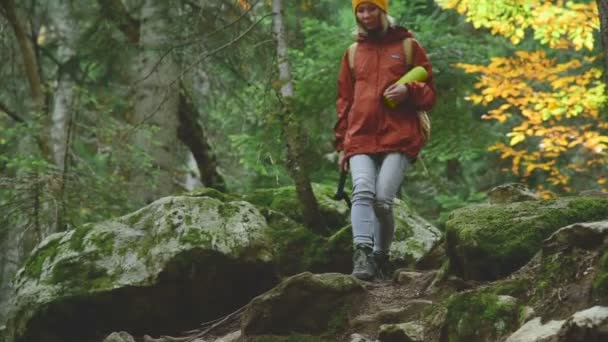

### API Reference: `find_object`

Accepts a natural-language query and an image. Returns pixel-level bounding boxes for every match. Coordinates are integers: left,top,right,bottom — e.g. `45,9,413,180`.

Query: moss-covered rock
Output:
6,196,278,342
442,292,522,342
247,185,442,269
241,272,364,339
445,196,608,281
243,184,350,231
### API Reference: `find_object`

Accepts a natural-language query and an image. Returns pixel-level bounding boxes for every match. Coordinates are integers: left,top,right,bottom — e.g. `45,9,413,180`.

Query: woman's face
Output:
356,3,382,31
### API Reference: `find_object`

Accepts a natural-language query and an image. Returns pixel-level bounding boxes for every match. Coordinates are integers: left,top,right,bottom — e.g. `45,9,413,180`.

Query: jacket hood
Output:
357,26,413,43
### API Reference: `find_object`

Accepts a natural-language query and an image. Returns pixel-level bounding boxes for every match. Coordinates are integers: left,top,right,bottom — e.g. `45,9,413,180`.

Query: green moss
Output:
445,291,520,342
179,228,213,246
243,184,348,231
394,217,413,240
218,202,240,219
50,253,115,292
534,253,578,299
184,213,193,226
592,251,608,301
137,229,174,260
323,306,349,337
69,224,94,252
23,237,62,279
263,209,328,275
491,279,529,298
446,197,608,280
88,231,116,256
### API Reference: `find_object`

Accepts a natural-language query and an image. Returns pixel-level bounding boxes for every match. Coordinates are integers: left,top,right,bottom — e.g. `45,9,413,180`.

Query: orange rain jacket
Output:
334,26,436,160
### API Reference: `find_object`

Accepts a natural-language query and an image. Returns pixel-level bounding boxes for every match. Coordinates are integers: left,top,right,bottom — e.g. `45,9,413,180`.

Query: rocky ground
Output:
2,184,608,342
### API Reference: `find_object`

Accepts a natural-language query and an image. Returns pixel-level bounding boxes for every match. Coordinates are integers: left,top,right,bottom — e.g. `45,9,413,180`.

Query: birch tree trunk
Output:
272,0,327,234
49,0,79,233
132,0,184,203
49,0,77,172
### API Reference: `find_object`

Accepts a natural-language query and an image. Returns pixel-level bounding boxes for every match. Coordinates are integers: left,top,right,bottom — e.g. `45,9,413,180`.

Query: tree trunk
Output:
177,84,226,191
49,0,78,231
132,0,184,203
98,0,225,198
272,0,327,235
597,0,608,86
0,0,45,111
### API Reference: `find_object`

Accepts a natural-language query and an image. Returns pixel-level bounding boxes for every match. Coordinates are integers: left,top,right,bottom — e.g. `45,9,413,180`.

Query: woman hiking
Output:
334,0,436,281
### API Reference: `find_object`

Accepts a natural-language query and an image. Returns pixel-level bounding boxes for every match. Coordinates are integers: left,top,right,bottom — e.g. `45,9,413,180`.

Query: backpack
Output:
347,38,431,143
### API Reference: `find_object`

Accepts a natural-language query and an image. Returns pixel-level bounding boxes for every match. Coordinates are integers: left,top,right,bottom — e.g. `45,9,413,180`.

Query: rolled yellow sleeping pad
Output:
384,66,429,108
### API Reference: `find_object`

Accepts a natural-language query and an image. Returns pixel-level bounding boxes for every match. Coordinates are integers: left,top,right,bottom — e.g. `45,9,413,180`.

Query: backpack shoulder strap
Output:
403,38,415,68
347,42,358,73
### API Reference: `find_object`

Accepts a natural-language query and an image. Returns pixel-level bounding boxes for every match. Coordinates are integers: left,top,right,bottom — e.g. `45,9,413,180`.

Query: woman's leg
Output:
349,154,379,280
349,154,378,247
373,152,411,253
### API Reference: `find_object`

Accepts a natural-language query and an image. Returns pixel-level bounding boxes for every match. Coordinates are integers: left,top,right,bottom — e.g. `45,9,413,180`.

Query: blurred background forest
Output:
0,0,607,321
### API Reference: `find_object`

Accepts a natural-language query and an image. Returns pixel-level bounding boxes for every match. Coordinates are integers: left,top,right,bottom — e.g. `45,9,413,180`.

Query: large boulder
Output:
6,196,278,342
505,317,565,342
505,306,608,342
241,272,365,339
556,306,608,342
445,196,608,281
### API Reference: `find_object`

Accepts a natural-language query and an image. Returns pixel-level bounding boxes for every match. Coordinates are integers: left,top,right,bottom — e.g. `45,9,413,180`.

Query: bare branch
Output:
0,101,24,122
132,0,262,87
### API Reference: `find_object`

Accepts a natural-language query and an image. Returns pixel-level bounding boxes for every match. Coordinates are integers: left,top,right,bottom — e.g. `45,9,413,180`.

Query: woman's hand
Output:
338,151,349,173
383,83,408,105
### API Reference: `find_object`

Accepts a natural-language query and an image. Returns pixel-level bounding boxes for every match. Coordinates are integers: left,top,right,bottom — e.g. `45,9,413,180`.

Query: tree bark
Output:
597,0,608,86
177,83,226,191
98,0,225,196
49,0,79,232
49,0,77,172
0,0,45,111
272,0,327,235
131,0,184,203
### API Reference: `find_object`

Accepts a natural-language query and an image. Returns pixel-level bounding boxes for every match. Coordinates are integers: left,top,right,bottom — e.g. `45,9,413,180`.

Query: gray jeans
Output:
350,153,411,253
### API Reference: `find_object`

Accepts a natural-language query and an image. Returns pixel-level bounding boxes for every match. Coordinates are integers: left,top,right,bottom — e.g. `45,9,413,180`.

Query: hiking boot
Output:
351,244,374,281
371,251,392,281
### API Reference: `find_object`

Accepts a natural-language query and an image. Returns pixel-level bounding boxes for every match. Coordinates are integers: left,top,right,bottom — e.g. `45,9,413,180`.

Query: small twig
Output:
185,305,246,341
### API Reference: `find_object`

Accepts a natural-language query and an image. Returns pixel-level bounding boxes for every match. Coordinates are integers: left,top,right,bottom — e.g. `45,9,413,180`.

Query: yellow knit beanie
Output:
352,0,388,12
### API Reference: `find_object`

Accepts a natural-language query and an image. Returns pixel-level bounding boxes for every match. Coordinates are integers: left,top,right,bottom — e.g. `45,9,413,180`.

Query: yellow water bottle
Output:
384,66,429,108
